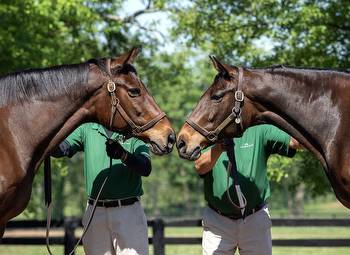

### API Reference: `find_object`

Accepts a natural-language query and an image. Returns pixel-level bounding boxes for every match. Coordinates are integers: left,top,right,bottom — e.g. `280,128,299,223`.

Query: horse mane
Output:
264,64,350,74
0,61,94,106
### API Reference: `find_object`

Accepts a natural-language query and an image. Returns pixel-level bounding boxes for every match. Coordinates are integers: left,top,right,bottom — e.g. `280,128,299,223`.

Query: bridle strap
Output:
186,115,237,142
186,67,245,143
104,59,166,135
114,98,166,134
108,86,166,134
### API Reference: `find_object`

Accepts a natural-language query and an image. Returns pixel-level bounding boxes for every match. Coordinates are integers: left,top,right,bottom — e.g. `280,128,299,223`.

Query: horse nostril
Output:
191,146,201,160
177,138,186,151
167,132,176,147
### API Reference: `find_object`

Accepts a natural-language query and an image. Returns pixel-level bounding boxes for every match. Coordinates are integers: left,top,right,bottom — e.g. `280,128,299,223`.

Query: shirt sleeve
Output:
65,125,85,156
262,125,296,157
131,139,151,160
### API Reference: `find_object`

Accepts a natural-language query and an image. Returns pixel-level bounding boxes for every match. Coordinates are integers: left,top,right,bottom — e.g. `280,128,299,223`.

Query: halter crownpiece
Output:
186,67,245,142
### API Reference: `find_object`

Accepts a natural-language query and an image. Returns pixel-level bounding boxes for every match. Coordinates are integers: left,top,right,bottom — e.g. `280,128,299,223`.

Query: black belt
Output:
88,197,139,208
208,202,266,220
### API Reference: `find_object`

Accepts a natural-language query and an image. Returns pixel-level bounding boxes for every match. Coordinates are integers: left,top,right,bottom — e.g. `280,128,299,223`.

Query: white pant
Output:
82,201,149,255
202,205,272,255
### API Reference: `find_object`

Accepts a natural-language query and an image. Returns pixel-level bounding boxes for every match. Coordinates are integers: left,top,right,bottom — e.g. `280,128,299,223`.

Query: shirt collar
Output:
91,123,125,141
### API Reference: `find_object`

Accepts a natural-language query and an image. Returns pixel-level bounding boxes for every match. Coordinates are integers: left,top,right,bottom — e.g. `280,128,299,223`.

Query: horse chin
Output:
178,146,202,161
149,141,172,155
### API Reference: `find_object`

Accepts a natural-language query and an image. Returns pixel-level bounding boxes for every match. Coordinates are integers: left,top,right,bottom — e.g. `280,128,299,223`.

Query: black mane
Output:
0,61,91,106
265,64,350,74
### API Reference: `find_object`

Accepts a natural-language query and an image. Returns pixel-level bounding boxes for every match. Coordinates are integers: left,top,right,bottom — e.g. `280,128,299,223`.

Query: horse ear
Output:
110,47,141,69
209,55,230,74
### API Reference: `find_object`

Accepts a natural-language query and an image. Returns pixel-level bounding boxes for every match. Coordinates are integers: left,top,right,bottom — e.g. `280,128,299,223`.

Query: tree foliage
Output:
171,0,350,67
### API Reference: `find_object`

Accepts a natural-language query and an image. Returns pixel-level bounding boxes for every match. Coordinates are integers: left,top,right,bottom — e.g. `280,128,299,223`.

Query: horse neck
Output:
4,68,104,173
246,68,344,168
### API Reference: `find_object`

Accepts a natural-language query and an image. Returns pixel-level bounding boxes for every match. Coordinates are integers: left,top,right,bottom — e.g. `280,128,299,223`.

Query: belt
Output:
88,197,139,208
208,202,266,220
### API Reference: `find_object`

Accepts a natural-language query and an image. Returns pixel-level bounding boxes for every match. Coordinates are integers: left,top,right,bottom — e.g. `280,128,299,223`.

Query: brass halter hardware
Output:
186,67,244,143
106,79,166,135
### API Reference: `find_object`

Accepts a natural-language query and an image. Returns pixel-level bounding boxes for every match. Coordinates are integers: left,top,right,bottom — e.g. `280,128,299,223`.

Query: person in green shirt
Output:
52,122,151,255
195,124,301,255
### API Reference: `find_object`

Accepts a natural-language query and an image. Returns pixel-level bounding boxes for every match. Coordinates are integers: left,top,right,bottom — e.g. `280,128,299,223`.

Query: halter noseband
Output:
186,67,244,143
105,59,166,135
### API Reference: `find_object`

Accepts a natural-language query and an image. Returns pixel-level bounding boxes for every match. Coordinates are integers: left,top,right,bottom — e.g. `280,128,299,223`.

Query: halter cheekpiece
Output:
186,67,245,142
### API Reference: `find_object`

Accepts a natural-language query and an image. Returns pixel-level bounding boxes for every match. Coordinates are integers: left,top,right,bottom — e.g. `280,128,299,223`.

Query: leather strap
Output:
186,67,245,142
225,139,247,216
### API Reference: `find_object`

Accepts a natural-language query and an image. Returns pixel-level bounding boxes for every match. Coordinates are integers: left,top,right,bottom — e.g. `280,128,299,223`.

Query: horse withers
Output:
177,55,350,209
0,48,175,236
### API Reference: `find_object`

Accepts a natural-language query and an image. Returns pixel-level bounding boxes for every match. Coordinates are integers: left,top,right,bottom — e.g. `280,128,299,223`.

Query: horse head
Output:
87,48,175,155
177,56,257,160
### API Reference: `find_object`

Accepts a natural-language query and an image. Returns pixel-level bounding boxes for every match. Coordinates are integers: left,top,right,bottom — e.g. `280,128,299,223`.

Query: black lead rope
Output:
225,139,247,217
67,156,112,255
44,157,53,255
45,133,115,255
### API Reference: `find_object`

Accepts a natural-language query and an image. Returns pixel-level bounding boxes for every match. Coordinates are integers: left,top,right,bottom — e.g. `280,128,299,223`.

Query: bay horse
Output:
0,48,175,237
177,56,350,209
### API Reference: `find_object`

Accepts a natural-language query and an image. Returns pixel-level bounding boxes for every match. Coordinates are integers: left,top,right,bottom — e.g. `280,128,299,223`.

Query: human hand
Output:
105,139,128,161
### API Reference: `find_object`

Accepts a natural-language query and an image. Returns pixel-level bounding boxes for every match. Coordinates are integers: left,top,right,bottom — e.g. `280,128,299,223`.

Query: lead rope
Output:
225,139,247,218
44,157,53,255
67,148,113,255
45,137,114,255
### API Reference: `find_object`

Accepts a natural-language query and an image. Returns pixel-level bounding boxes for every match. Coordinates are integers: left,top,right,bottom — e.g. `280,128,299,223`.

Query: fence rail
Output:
2,218,350,255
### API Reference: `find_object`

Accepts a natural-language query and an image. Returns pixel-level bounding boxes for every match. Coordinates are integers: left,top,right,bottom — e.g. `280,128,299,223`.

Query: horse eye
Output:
128,88,141,97
211,92,224,102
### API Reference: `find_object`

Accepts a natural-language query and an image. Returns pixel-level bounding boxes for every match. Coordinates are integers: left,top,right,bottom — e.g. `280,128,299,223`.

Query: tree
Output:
170,0,350,67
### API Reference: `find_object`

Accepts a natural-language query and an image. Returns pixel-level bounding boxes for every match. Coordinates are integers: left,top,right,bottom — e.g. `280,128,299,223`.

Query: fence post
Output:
152,218,165,255
64,218,77,255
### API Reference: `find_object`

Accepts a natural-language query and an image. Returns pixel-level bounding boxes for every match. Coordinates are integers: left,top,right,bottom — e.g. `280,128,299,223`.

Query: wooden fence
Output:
2,218,350,255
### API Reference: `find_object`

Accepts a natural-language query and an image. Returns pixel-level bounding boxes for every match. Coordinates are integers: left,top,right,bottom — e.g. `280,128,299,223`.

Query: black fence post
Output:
152,218,165,255
64,218,77,255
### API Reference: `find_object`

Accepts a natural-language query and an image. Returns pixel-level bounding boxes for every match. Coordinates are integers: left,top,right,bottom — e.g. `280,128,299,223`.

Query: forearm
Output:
124,153,152,177
195,144,224,175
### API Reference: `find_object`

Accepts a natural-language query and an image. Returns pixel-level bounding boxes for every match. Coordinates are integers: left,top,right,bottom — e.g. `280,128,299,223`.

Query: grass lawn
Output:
1,226,350,255
1,245,349,255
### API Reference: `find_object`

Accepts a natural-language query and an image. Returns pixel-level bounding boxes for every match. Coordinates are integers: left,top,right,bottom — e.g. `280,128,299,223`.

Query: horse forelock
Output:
0,62,90,106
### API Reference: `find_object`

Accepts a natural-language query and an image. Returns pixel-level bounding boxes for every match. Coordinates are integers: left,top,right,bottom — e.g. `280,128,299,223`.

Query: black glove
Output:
105,139,128,161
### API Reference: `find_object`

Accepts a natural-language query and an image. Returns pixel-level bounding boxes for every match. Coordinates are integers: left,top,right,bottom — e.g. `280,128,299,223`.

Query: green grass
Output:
1,245,349,255
2,226,350,255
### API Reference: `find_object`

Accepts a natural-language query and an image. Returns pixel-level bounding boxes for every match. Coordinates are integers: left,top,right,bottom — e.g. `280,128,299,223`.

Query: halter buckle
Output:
207,133,218,142
235,90,244,102
107,81,116,93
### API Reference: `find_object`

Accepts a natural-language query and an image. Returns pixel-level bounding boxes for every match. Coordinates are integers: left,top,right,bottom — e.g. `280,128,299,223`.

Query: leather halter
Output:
105,59,166,135
186,67,244,143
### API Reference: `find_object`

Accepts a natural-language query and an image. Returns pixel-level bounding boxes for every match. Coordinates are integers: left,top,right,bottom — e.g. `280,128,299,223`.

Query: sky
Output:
120,0,173,51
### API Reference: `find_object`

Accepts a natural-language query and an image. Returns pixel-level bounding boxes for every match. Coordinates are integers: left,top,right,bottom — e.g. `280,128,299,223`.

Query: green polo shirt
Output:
66,123,150,200
203,124,295,214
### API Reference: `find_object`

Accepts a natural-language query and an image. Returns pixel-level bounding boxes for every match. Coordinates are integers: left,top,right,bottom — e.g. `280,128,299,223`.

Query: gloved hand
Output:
105,139,128,161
